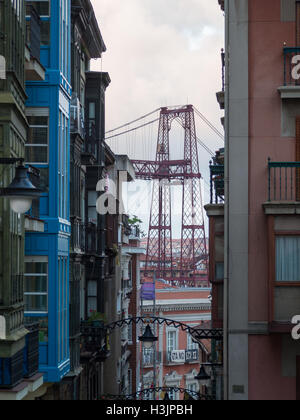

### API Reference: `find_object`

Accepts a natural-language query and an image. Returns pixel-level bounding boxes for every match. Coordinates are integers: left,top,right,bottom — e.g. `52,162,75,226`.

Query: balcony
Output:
123,214,132,237
23,323,39,378
216,49,225,110
264,159,300,214
0,323,39,389
81,124,98,165
85,222,98,255
209,150,224,205
71,218,85,253
70,95,85,140
129,225,141,239
279,47,300,98
142,350,162,367
80,321,107,355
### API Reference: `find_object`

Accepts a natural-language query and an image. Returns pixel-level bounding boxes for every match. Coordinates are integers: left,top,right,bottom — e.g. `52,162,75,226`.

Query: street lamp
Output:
0,159,41,214
195,365,211,383
139,324,158,349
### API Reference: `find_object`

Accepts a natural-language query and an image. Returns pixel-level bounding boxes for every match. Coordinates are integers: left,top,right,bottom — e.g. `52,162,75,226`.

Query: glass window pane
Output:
25,276,47,293
215,262,224,280
276,237,300,282
26,1,50,16
27,116,48,126
25,295,47,312
40,21,50,45
25,146,48,163
28,127,48,145
25,261,47,274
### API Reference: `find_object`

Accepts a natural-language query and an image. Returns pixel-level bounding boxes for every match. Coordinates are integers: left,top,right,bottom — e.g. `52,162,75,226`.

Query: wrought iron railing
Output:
123,214,132,236
11,274,24,306
23,323,39,378
85,222,98,254
268,159,300,201
70,95,85,139
0,350,24,388
142,350,162,367
283,47,300,86
209,162,224,204
84,124,98,160
129,225,141,238
71,219,85,252
80,321,106,352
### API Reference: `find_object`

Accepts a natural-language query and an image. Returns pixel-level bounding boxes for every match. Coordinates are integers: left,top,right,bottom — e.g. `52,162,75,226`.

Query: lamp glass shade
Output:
9,197,33,214
143,340,154,350
1,165,41,214
139,324,158,348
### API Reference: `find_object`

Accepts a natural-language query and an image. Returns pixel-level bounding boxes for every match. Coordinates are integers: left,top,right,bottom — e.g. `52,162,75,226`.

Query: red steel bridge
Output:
105,105,224,287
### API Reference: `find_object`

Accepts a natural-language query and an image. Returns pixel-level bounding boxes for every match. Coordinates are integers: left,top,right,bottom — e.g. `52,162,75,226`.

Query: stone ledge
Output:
204,203,224,217
278,86,300,99
263,201,300,215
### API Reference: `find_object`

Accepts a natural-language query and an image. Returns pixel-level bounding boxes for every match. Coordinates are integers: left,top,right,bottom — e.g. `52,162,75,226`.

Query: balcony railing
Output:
130,225,141,239
71,219,85,252
83,124,98,160
283,47,300,86
0,350,24,388
123,214,132,236
268,159,300,201
85,222,98,254
70,95,85,139
0,323,39,388
143,350,162,367
80,321,106,353
23,323,39,378
210,162,224,204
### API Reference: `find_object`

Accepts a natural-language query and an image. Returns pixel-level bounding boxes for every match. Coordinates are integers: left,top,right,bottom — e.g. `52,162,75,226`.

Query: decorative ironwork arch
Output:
100,386,215,401
104,316,223,341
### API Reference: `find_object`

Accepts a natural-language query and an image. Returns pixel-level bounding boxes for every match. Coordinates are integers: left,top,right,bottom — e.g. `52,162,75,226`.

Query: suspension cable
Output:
105,118,160,141
193,106,224,141
105,108,161,135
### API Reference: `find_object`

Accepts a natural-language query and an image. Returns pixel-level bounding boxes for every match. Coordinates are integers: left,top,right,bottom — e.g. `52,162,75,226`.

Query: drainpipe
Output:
223,0,230,401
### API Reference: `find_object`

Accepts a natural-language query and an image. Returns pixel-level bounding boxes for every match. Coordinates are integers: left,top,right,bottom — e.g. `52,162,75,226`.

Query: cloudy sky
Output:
90,0,224,237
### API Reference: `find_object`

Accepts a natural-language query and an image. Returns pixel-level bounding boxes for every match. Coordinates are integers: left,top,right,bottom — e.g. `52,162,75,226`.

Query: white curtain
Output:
276,237,300,282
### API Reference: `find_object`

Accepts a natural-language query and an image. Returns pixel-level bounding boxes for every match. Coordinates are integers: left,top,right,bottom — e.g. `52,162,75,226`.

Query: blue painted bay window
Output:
25,0,72,383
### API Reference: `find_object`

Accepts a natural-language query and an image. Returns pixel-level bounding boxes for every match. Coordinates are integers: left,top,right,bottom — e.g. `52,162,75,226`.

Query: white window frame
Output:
25,108,49,166
24,255,48,314
166,329,178,353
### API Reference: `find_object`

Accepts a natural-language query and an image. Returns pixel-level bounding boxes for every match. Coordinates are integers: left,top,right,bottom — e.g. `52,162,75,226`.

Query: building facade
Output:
208,0,300,400
0,0,45,400
24,0,72,387
141,282,212,400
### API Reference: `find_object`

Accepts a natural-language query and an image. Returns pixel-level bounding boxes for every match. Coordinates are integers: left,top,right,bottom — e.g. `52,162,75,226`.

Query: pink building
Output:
140,280,211,400
207,0,300,400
